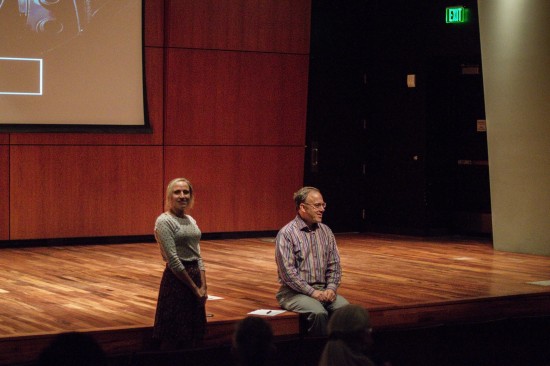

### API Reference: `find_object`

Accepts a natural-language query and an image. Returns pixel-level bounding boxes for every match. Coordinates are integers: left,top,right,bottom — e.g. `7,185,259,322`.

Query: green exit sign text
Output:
446,6,466,23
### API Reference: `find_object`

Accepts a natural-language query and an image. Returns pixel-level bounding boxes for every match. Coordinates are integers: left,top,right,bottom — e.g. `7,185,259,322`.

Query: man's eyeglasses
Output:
302,202,327,210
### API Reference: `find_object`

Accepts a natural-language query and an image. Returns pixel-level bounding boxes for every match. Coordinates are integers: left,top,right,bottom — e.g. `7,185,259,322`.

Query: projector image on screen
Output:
1,0,111,55
0,0,146,128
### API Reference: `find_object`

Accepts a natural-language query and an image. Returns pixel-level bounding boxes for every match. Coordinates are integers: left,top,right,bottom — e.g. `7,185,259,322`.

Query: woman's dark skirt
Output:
153,262,206,344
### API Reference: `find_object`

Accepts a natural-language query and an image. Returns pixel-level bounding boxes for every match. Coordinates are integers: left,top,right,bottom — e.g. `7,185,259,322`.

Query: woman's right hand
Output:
195,287,207,303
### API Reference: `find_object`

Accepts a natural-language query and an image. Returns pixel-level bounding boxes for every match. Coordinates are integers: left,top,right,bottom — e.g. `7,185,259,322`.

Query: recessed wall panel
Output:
10,145,163,239
0,145,8,240
165,49,308,146
144,0,164,47
164,146,304,233
167,0,310,54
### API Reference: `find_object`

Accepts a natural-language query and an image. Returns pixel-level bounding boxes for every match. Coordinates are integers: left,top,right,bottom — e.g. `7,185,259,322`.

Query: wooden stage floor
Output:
1,233,550,365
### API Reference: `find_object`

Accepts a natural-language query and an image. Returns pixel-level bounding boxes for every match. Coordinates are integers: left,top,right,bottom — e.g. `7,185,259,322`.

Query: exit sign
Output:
446,6,466,23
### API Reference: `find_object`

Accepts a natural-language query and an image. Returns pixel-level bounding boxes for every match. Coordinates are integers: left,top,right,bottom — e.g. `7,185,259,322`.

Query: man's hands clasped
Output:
312,289,336,303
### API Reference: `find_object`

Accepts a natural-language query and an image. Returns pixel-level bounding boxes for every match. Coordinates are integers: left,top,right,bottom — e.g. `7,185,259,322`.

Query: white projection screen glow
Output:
0,0,147,132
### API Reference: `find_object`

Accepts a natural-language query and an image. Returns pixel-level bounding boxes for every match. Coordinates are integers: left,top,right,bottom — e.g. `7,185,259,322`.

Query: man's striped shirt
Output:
275,215,342,295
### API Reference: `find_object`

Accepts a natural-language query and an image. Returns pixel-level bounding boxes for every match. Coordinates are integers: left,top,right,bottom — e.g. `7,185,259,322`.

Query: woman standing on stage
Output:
153,177,207,350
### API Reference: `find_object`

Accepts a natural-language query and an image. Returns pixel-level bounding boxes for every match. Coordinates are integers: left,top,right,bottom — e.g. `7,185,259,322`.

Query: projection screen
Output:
0,0,147,132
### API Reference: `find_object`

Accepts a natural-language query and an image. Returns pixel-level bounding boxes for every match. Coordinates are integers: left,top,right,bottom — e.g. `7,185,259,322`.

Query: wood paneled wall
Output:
0,145,8,240
164,49,309,146
165,1,311,53
0,0,310,241
9,146,164,239
164,146,304,232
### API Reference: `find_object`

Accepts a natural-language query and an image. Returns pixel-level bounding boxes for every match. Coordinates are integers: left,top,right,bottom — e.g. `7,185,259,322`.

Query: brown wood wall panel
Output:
9,48,164,146
9,146,164,239
166,0,311,54
163,146,304,233
144,0,164,47
0,146,8,240
164,49,308,146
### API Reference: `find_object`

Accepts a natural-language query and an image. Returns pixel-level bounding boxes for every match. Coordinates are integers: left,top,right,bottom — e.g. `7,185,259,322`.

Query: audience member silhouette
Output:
318,304,376,366
232,316,276,366
37,331,107,366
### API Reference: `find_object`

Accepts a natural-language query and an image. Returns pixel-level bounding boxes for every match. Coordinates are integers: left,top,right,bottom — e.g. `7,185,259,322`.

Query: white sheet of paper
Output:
247,309,286,316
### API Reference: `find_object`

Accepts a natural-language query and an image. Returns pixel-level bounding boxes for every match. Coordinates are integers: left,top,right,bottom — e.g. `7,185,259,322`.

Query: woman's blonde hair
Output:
165,177,194,210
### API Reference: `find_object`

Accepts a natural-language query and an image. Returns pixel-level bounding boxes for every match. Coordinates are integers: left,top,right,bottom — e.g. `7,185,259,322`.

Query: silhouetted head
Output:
37,332,107,366
327,304,373,353
232,316,275,366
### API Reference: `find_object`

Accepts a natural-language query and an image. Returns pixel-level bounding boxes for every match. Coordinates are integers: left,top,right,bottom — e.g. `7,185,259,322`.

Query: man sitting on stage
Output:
275,186,349,336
